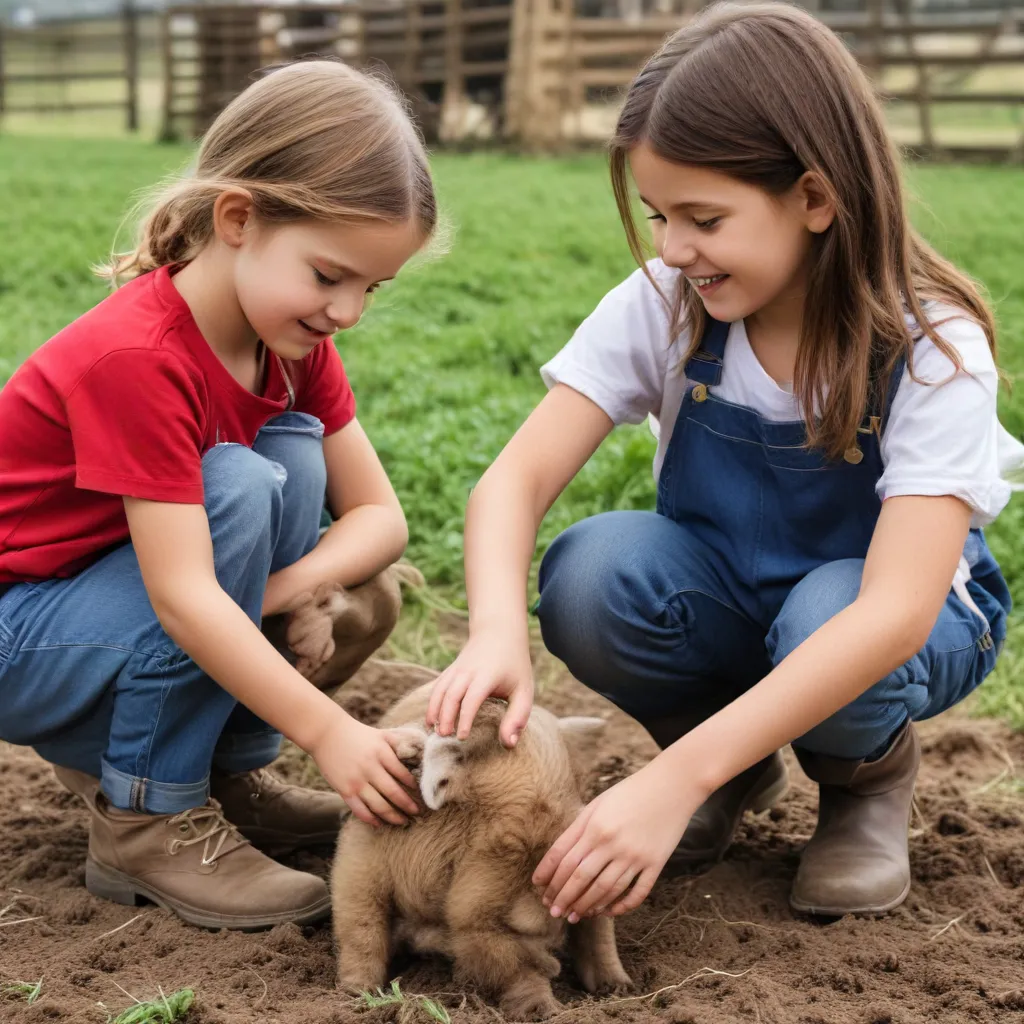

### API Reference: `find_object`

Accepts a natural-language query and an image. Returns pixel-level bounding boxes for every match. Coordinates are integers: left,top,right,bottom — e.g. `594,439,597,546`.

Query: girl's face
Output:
233,215,425,360
629,142,832,326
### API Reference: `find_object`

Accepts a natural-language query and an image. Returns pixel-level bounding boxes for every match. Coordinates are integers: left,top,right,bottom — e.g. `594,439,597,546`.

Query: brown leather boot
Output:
52,764,101,805
790,720,920,916
53,763,346,855
210,767,347,854
643,712,789,873
85,792,331,930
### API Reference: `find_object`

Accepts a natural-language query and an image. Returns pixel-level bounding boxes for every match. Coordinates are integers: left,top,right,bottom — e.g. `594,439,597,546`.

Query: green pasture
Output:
0,134,1021,724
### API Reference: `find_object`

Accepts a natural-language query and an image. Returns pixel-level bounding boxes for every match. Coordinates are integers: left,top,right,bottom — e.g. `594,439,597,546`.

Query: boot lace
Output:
166,800,250,866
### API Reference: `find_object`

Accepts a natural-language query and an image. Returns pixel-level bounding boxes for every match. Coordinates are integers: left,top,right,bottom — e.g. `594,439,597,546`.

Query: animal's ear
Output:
557,716,607,770
419,733,466,810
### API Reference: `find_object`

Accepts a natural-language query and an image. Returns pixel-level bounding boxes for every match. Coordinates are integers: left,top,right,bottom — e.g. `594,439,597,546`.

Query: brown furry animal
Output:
264,562,423,688
331,681,632,1020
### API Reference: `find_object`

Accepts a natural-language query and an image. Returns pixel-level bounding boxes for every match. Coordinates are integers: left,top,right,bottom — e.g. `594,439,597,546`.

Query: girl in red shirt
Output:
0,60,431,929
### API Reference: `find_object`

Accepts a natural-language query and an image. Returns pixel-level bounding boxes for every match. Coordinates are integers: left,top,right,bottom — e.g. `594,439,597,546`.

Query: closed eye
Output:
695,217,722,230
645,212,666,223
313,268,339,286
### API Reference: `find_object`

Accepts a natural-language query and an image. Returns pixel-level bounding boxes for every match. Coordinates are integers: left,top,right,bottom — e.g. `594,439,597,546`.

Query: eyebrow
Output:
638,195,722,212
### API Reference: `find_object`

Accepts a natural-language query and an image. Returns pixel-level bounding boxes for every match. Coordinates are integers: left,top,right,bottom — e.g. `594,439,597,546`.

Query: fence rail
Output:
0,2,148,131
2,1,1023,159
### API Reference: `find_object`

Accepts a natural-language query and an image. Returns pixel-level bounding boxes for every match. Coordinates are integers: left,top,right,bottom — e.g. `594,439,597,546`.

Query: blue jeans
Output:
537,511,1007,761
0,412,326,813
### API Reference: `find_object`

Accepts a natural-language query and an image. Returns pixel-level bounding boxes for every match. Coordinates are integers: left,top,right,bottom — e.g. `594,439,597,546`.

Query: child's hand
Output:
426,630,534,748
310,712,421,827
532,761,702,921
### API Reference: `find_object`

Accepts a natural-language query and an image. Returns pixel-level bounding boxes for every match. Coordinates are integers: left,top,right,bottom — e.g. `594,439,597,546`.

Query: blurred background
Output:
1,0,1023,149
0,1,1022,723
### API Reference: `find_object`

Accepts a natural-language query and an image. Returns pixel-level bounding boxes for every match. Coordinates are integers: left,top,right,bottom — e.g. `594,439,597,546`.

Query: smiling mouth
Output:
690,274,728,288
298,319,330,336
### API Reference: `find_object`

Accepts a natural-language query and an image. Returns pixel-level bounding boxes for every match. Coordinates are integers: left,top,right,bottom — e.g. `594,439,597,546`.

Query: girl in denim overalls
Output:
427,2,1021,922
0,62,429,930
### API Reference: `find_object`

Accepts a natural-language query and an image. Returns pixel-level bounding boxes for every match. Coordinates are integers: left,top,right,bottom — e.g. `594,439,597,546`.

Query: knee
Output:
537,512,667,681
202,443,282,541
255,412,327,505
795,679,912,759
767,559,864,665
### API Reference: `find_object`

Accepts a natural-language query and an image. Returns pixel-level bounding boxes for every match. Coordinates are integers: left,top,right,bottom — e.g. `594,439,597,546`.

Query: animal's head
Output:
416,701,607,810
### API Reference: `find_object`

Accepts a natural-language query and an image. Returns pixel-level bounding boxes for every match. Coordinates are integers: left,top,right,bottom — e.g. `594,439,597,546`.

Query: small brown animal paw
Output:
499,977,561,1021
286,582,347,678
336,970,388,997
578,960,633,996
387,726,427,771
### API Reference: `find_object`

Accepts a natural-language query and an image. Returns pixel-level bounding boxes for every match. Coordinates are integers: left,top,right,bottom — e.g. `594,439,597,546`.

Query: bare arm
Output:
534,494,973,917
427,384,614,744
263,417,409,616
124,496,419,826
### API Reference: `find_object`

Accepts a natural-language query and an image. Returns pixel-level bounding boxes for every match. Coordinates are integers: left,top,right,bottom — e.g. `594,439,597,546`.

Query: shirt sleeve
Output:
878,309,1024,528
540,261,675,426
65,349,207,503
294,340,356,436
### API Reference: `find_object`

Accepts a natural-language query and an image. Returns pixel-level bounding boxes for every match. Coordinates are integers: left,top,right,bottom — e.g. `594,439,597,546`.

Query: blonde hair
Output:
610,1,996,459
105,60,436,285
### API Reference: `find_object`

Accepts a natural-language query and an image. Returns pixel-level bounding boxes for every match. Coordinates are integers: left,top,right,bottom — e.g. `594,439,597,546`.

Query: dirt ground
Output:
1,651,1023,1024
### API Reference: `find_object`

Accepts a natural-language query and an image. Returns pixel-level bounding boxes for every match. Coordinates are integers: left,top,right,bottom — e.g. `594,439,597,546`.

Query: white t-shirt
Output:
542,259,1024,532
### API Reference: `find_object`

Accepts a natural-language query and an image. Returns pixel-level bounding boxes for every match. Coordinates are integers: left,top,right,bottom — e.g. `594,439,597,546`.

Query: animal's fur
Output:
264,562,423,688
331,682,631,1020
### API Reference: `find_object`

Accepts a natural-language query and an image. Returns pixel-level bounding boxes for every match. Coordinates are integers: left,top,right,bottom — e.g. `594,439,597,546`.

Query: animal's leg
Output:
332,845,393,993
449,930,561,1020
569,916,632,993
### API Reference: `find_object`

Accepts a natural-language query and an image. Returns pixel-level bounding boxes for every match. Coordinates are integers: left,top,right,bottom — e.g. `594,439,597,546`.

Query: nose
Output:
659,226,698,270
326,290,365,331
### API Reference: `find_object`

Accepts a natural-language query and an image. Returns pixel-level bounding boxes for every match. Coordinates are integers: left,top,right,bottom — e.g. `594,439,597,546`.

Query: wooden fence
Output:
0,3,146,131
161,0,517,141
3,1,1022,158
157,0,1024,158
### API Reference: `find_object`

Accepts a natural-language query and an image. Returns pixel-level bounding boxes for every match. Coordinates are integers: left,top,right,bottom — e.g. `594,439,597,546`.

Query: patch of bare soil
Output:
2,656,1022,1024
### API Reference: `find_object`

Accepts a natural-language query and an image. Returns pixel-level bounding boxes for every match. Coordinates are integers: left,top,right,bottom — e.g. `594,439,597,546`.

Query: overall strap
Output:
683,316,730,387
878,352,907,436
855,351,908,447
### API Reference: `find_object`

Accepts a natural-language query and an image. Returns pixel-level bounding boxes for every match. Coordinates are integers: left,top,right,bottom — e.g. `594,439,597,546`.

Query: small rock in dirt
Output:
937,811,974,835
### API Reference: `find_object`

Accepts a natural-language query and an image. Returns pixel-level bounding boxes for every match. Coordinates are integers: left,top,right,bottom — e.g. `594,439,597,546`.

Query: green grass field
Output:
0,134,1022,725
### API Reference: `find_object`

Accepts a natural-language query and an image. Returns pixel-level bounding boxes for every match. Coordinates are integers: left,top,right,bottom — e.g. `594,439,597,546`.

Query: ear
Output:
419,732,466,810
557,716,607,771
795,171,836,235
211,188,256,249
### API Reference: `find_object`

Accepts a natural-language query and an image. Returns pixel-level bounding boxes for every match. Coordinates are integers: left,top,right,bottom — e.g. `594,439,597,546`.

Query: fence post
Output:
158,7,176,141
892,0,934,156
124,0,139,132
0,22,6,124
442,0,464,141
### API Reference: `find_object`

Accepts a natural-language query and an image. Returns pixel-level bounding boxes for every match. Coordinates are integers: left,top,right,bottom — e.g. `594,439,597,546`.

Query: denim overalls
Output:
538,317,1010,760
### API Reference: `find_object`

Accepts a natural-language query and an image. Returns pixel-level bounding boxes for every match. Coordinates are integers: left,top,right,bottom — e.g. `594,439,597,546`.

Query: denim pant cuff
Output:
211,730,283,774
101,758,209,814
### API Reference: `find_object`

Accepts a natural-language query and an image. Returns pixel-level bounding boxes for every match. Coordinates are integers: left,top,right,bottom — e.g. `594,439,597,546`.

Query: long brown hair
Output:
104,59,436,284
610,1,996,458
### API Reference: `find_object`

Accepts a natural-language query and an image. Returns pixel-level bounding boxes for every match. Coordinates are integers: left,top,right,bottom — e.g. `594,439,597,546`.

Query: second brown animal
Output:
332,681,633,1019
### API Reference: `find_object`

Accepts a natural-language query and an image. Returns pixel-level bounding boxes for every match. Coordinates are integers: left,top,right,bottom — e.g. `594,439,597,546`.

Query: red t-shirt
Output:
0,265,356,583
